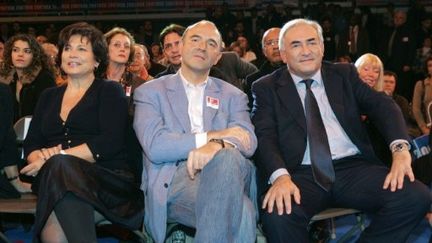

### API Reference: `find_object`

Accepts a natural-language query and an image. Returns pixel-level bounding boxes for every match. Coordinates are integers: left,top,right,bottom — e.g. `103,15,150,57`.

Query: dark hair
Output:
58,22,108,78
425,56,432,78
104,27,135,65
0,34,52,78
159,24,185,47
384,70,398,81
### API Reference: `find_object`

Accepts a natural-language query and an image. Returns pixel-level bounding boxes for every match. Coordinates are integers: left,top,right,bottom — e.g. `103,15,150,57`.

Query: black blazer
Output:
0,83,18,167
9,68,55,121
251,62,409,189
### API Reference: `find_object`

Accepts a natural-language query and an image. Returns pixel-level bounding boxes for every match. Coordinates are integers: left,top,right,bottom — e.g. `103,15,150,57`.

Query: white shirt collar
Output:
179,68,209,88
289,69,323,86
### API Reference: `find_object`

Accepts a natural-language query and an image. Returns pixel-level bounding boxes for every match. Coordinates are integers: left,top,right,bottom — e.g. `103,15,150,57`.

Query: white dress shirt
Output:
270,70,360,183
179,69,208,148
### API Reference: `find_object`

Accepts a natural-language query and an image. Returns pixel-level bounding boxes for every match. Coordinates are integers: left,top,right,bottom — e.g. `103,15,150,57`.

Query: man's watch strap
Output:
390,142,410,153
209,138,225,148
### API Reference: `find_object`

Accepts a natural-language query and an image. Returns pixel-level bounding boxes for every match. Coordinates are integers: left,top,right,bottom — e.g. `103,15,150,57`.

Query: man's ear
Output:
280,50,288,64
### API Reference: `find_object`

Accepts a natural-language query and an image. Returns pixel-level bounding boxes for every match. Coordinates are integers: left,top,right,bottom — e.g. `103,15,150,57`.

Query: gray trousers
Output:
167,148,256,243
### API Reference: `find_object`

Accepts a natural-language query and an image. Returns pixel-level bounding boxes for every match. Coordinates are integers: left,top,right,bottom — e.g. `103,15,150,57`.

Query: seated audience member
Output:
35,35,48,45
383,71,421,138
0,34,56,121
252,18,431,243
154,24,185,78
20,22,143,242
412,56,432,135
245,27,283,108
413,36,432,81
0,83,28,194
237,36,257,63
229,41,244,58
130,44,153,81
146,44,166,77
355,53,383,91
134,20,257,243
104,27,145,114
336,55,352,63
41,42,65,85
150,42,164,64
355,54,395,166
0,34,55,194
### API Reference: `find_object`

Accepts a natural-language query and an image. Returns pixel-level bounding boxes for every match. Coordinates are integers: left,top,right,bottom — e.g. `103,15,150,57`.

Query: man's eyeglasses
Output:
264,39,279,47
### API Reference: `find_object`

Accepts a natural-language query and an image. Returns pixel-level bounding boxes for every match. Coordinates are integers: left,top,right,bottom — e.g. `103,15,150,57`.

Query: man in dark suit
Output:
252,18,431,242
245,27,283,108
380,10,416,100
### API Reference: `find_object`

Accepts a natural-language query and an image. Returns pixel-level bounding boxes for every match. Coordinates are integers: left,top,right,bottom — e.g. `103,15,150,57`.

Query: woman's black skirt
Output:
31,154,144,240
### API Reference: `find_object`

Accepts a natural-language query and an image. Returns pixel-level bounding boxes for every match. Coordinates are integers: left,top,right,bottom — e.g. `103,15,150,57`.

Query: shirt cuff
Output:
195,132,207,148
389,139,411,151
269,168,290,184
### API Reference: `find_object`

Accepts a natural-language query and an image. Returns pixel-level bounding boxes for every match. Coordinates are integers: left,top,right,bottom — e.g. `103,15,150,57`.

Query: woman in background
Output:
104,27,144,109
355,53,384,91
21,22,143,242
0,34,55,121
412,57,432,135
355,53,390,166
129,43,153,82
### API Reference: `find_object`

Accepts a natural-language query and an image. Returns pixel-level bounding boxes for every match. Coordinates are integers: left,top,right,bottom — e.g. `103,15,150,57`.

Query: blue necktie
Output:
303,79,335,191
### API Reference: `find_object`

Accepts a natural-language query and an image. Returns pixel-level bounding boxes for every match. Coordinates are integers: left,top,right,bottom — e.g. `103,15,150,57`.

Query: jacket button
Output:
164,183,168,188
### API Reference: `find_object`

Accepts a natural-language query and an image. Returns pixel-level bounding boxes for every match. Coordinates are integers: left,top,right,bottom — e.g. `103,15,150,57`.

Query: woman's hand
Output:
21,144,62,177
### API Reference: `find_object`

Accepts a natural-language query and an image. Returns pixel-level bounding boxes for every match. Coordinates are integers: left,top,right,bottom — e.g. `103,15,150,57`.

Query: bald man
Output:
134,20,257,243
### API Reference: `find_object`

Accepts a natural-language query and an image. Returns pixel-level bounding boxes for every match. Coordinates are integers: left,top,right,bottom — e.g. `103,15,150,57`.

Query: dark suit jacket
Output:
380,24,416,71
0,83,18,168
215,52,258,90
8,69,55,122
251,62,409,190
336,25,369,59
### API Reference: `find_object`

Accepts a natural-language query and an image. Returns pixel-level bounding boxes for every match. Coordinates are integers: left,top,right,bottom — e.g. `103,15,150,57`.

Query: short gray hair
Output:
279,18,323,51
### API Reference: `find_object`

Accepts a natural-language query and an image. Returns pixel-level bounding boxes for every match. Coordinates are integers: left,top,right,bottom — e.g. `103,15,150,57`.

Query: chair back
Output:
13,116,32,143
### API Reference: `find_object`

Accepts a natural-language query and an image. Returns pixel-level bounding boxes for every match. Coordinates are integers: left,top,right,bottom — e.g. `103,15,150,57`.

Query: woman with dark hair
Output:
0,38,5,60
0,34,55,121
20,22,143,242
412,56,432,135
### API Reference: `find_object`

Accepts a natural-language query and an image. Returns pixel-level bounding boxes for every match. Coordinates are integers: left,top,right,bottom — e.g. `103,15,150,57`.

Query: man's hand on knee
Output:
384,150,415,191
186,142,224,179
263,175,301,215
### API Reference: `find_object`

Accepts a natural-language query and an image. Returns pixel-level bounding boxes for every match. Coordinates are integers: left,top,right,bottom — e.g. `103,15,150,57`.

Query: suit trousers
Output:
167,148,256,243
260,156,432,243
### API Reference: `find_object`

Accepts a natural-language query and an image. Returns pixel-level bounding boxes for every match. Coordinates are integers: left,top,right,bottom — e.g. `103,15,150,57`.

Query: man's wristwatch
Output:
390,142,410,153
209,138,225,148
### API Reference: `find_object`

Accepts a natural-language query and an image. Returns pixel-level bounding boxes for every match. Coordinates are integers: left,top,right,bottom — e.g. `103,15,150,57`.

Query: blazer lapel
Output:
322,65,345,125
167,75,191,132
203,78,220,132
276,69,306,132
